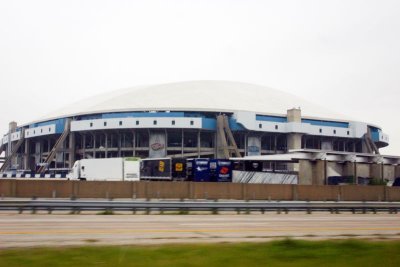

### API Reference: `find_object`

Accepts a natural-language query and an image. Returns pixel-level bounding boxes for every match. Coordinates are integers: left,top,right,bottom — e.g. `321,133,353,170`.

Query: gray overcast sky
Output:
0,0,399,154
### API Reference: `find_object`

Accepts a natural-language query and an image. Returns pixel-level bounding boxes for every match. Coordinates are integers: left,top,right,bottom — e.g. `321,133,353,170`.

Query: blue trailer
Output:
191,158,211,182
210,159,232,182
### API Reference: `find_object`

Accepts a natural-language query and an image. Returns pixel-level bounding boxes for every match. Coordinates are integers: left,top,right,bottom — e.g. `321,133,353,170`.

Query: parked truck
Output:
67,157,141,181
140,158,172,180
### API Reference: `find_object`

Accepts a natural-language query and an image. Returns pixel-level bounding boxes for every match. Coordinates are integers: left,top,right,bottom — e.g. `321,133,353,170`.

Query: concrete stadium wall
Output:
357,164,370,177
384,165,396,181
0,180,400,201
396,166,400,178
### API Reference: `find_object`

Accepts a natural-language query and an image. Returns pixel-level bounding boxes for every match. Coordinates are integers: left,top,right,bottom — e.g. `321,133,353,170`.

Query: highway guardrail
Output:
0,199,399,214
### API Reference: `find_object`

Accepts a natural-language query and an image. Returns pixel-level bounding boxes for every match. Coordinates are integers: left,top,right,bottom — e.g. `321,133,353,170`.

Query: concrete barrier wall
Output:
386,187,400,202
191,182,244,199
296,185,340,201
244,184,293,200
138,182,190,199
76,181,133,198
0,180,15,197
0,180,400,201
340,185,386,201
16,180,74,198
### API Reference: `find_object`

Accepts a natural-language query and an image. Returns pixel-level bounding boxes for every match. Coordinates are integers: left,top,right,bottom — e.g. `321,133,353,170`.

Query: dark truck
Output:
140,158,187,180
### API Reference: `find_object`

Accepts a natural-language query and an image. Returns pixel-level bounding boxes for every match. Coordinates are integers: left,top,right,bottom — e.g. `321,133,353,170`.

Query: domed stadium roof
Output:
41,80,350,122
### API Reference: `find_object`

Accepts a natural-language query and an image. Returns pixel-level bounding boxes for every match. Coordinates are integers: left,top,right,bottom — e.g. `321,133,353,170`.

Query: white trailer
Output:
67,158,140,181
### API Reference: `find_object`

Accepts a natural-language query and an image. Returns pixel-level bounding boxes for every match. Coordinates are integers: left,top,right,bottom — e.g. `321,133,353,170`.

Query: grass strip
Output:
1,239,400,267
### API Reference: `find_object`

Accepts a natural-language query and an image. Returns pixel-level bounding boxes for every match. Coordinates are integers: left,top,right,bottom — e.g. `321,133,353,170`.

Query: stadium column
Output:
8,121,17,165
313,160,327,185
132,130,136,157
298,159,326,185
298,159,312,185
197,130,201,157
343,161,357,184
117,133,121,157
286,109,303,173
92,133,96,158
286,108,303,151
24,138,30,170
104,132,108,158
370,163,384,181
395,165,400,178
68,132,75,168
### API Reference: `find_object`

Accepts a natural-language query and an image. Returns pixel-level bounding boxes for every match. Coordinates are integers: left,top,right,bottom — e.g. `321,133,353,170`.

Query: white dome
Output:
42,81,350,122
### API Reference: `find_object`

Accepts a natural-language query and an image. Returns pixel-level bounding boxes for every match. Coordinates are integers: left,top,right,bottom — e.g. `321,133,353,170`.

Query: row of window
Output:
257,123,351,136
26,127,52,136
89,120,195,128
319,128,350,136
259,124,279,130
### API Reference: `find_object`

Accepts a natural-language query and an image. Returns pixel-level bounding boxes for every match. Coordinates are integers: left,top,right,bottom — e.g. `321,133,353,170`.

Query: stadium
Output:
0,81,396,184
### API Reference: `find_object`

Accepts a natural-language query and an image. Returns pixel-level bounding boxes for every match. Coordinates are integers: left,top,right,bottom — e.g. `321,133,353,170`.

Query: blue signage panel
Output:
193,159,210,182
210,159,232,182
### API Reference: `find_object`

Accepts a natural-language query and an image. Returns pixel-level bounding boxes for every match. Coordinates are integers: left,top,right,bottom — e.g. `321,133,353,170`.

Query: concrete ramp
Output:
233,170,298,184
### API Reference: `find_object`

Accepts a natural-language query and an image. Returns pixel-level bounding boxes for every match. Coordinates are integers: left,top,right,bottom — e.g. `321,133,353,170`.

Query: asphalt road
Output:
0,213,399,248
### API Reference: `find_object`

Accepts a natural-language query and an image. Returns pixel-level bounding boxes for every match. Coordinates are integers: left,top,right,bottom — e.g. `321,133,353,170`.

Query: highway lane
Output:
0,213,400,248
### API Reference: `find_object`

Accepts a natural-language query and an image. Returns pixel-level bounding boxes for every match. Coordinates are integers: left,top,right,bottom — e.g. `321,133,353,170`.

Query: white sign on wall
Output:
247,136,261,156
149,132,166,158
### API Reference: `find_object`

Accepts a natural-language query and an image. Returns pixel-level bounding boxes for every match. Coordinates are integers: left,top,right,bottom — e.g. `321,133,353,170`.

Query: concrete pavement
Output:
0,213,399,248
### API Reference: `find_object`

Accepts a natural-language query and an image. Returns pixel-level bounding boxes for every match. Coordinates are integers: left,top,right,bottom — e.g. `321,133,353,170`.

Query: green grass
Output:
1,239,400,267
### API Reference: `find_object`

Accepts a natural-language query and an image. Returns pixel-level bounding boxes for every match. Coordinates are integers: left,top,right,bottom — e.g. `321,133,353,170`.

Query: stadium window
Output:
153,120,157,125
119,121,123,126
190,120,194,126
136,120,139,125
172,120,175,125
275,125,278,130
259,124,262,129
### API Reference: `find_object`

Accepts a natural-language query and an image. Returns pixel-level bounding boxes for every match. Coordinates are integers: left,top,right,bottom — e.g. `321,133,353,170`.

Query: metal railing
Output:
0,199,399,214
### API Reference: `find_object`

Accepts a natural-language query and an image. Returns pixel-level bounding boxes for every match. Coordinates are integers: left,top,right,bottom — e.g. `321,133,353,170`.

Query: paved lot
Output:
0,213,399,248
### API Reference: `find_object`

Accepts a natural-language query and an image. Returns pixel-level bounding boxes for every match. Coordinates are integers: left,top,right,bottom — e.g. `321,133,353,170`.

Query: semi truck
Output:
67,157,141,181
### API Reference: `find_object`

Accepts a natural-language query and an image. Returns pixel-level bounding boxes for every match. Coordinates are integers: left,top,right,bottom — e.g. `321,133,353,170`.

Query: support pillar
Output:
24,138,30,170
104,133,108,158
312,160,326,185
298,159,313,185
132,130,136,157
118,133,121,158
286,108,303,151
181,129,184,157
68,132,75,167
344,162,357,184
82,134,86,159
286,108,302,172
370,163,383,181
92,134,96,158
396,165,400,178
197,130,201,157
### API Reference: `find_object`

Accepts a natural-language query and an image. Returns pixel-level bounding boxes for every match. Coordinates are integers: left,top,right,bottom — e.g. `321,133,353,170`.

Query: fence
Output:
0,179,400,201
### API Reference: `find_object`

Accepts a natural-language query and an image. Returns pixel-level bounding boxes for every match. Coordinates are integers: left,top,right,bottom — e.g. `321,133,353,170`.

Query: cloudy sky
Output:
0,0,399,154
